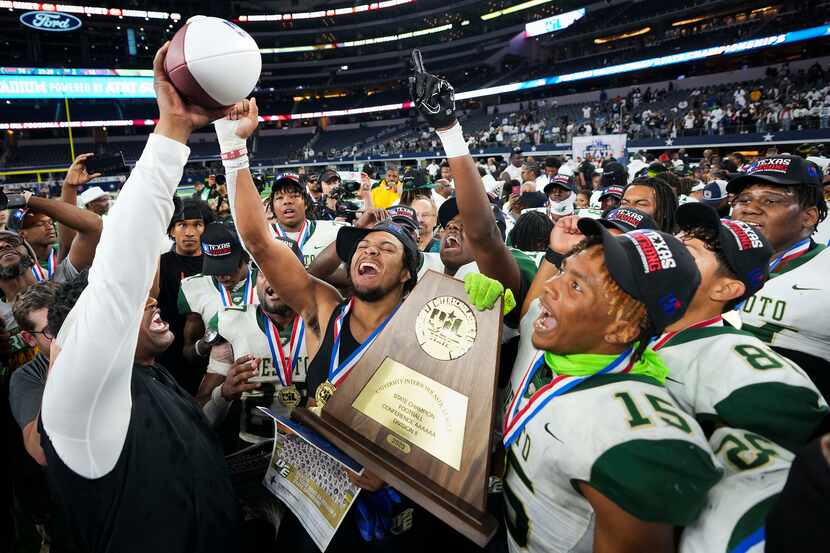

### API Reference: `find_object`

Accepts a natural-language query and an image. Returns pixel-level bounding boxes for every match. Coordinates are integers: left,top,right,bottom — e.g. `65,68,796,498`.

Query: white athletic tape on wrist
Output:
436,122,469,158
213,118,247,154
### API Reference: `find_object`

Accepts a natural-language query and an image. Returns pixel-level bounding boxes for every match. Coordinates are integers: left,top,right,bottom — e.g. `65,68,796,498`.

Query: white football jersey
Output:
739,245,830,360
680,427,793,553
177,267,258,326
658,322,827,452
279,219,345,267
503,337,721,553
208,306,309,443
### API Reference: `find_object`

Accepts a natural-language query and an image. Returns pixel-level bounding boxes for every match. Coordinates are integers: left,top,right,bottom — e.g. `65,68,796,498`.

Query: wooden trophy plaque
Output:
293,270,502,546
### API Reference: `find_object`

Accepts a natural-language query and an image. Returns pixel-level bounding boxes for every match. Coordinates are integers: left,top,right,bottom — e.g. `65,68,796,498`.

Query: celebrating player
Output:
658,202,827,552
502,221,721,553
269,174,345,266
728,154,830,397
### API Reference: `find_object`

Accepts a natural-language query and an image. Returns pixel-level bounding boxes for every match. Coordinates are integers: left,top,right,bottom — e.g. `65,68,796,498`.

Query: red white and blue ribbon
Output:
276,220,310,253
502,347,634,448
328,298,400,387
242,269,256,305
213,269,255,308
651,315,723,351
31,249,56,282
263,312,305,387
768,237,811,272
213,278,233,308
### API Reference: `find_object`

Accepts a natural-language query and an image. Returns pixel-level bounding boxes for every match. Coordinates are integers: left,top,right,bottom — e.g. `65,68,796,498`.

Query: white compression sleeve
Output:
41,133,190,479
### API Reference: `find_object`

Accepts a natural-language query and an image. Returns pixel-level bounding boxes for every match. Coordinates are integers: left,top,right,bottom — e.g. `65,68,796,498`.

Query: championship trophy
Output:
293,270,502,545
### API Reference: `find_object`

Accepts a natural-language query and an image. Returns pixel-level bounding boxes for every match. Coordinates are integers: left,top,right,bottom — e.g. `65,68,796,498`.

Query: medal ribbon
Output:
242,269,256,305
502,347,634,448
263,312,304,387
768,237,810,273
213,278,233,308
276,220,310,253
31,249,56,282
651,315,723,352
328,298,400,387
214,269,255,307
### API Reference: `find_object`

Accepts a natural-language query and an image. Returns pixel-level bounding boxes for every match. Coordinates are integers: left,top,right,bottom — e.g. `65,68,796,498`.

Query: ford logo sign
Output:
20,11,82,32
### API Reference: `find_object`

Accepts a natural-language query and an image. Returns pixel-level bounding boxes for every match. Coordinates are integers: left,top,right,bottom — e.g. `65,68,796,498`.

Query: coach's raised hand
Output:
152,42,230,144
408,49,457,130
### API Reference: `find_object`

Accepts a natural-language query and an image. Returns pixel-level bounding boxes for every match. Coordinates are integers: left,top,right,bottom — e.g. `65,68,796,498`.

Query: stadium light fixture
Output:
0,1,180,20
2,23,830,126
524,8,585,38
481,0,556,21
594,27,651,44
238,0,414,23
260,23,452,54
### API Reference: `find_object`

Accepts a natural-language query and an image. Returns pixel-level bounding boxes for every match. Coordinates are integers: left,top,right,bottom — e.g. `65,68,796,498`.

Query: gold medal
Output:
278,385,301,409
315,380,337,409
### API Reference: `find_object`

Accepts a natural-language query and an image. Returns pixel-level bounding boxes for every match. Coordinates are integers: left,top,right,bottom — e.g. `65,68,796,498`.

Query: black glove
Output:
409,50,457,129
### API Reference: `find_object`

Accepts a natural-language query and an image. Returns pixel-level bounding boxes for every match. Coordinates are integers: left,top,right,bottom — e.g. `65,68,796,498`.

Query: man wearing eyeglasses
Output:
9,281,57,465
729,154,830,397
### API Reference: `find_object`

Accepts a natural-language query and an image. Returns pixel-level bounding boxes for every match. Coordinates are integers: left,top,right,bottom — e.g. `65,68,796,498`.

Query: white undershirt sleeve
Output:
41,133,190,479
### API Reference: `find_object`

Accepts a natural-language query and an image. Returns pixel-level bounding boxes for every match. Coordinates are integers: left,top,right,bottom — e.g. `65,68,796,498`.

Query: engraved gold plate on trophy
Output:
293,270,502,546
352,357,468,470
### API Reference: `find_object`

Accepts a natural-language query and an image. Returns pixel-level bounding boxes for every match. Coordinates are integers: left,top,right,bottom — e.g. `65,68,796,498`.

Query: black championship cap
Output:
335,221,419,290
201,223,245,276
599,207,658,233
726,155,823,194
544,174,575,195
599,185,625,201
677,202,772,301
511,146,523,157
385,205,419,234
601,161,627,188
577,219,701,333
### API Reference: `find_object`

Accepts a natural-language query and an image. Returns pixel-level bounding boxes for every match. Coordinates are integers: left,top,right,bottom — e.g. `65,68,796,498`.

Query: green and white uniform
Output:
502,337,721,553
679,427,793,553
207,305,309,443
656,320,827,452
656,320,825,553
739,244,830,362
275,219,345,267
177,267,258,329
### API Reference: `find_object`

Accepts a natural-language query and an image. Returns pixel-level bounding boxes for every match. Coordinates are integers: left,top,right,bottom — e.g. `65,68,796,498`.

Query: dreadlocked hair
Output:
508,211,553,252
269,182,315,221
682,226,745,311
791,181,828,230
565,235,653,362
626,177,678,233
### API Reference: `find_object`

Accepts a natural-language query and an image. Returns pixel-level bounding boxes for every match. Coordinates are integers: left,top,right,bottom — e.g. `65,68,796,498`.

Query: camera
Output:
0,187,29,211
326,183,361,222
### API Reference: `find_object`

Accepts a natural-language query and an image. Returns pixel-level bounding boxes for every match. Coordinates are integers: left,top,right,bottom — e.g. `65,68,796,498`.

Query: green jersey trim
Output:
568,373,663,395
177,287,192,315
770,242,825,277
588,439,722,526
727,493,779,552
715,383,827,452
740,321,793,345
661,326,757,348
